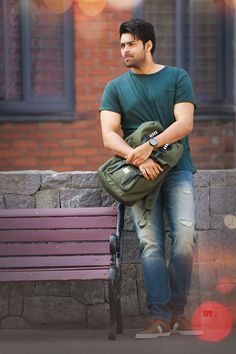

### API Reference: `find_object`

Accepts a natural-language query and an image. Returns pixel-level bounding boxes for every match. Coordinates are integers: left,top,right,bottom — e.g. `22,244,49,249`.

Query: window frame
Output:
0,0,75,122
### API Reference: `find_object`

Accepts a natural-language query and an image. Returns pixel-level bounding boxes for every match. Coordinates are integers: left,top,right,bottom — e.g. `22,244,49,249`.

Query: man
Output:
99,18,202,339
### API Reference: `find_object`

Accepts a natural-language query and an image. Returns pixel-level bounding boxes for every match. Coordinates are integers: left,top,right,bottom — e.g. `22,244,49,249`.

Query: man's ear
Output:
145,40,153,53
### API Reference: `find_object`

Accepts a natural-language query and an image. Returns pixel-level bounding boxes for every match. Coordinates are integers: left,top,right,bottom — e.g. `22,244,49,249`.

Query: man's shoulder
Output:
163,65,186,76
105,71,130,88
166,65,190,78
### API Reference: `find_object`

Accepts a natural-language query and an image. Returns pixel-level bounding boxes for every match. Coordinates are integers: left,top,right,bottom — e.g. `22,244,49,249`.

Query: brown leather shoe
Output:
171,316,203,336
136,318,171,339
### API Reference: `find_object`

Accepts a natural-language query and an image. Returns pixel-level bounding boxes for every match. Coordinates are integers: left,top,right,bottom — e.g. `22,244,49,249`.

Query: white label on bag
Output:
123,167,130,174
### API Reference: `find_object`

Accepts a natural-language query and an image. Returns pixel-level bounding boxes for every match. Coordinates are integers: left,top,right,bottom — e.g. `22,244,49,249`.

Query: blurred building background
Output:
0,0,235,172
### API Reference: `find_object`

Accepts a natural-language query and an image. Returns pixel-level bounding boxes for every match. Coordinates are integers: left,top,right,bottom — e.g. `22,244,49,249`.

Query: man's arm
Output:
126,102,194,165
100,110,133,158
100,110,163,180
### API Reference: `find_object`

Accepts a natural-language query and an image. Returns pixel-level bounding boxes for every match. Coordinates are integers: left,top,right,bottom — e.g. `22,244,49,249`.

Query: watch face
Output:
149,138,157,147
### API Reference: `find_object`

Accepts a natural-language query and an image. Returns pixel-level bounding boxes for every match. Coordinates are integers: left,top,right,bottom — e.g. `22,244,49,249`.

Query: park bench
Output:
0,204,125,340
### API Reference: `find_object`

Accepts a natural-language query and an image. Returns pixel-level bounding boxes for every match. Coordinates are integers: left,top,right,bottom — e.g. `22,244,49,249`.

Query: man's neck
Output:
130,63,165,75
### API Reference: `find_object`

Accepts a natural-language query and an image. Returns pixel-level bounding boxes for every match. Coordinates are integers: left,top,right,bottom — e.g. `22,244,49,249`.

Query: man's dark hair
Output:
119,18,156,56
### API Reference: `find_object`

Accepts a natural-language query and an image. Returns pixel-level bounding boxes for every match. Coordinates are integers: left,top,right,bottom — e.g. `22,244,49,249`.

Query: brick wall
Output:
0,4,235,172
190,119,236,170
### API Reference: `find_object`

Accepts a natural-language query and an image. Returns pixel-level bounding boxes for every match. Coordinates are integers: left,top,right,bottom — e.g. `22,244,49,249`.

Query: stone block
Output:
122,231,140,264
209,170,228,187
0,172,40,195
0,284,10,318
41,172,72,189
221,260,236,279
223,229,236,260
1,316,31,329
198,230,225,262
60,188,102,207
224,187,236,213
185,294,202,319
70,280,105,305
194,171,210,187
4,194,35,209
135,264,148,315
23,296,86,325
195,186,210,230
198,262,217,293
87,303,109,329
9,284,23,315
215,260,227,280
72,172,99,188
100,188,116,207
34,282,70,297
122,315,146,329
121,264,139,316
210,230,225,260
189,262,201,295
124,207,135,231
35,189,60,208
0,195,5,208
210,215,225,230
228,303,236,327
210,186,236,215
226,170,236,186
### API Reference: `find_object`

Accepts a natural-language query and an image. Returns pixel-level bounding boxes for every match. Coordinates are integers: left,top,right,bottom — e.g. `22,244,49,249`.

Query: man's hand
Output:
138,158,163,180
126,142,153,166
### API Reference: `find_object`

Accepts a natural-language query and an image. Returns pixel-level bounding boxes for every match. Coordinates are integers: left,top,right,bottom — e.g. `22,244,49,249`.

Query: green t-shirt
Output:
100,66,196,173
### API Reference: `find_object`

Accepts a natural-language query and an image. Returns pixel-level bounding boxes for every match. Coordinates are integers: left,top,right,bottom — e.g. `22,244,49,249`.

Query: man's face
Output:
120,33,147,68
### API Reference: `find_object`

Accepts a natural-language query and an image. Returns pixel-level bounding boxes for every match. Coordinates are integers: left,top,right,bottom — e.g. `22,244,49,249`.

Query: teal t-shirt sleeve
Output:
174,69,196,108
99,81,122,114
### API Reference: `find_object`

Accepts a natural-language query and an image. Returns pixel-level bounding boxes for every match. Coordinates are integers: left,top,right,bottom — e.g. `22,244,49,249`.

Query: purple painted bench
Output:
0,204,125,340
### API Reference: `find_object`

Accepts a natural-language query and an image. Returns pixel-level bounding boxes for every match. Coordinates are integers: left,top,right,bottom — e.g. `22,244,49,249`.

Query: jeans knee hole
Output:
180,220,193,227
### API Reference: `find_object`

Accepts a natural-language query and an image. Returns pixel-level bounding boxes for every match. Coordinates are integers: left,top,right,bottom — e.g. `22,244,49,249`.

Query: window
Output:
0,0,74,121
140,0,235,117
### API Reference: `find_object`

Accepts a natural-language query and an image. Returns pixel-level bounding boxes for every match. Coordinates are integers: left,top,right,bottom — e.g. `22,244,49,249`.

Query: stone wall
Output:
0,170,236,329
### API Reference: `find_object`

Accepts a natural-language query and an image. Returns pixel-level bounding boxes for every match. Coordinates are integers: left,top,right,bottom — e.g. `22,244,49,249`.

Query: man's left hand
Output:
126,142,153,166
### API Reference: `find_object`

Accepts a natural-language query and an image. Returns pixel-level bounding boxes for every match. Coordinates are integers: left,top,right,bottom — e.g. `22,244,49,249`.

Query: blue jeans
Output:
131,170,196,321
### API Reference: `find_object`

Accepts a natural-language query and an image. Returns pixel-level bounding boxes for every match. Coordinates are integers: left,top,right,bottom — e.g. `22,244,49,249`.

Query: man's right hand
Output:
138,158,163,180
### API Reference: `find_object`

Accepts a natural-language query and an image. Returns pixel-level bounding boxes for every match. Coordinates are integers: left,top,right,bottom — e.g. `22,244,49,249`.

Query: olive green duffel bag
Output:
97,121,183,206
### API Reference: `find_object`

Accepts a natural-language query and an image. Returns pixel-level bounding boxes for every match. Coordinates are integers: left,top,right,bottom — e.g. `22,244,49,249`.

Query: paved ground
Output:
0,328,235,354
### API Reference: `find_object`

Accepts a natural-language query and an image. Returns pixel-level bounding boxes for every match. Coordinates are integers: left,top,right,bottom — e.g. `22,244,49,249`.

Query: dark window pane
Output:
186,0,218,102
4,0,21,100
0,2,4,99
30,0,64,98
0,0,74,118
144,0,176,66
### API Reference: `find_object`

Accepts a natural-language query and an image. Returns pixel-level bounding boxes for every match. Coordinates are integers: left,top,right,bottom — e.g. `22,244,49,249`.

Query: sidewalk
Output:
0,328,235,354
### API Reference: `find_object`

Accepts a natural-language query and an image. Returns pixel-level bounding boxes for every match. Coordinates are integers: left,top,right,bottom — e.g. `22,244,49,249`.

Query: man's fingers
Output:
139,167,150,180
155,163,164,173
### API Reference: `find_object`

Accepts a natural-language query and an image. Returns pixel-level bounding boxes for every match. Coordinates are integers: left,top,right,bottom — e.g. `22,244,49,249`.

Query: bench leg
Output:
116,297,123,334
116,272,123,334
108,275,117,340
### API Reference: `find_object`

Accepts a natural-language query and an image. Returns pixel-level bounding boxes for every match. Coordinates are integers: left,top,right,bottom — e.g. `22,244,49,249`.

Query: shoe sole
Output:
171,329,204,336
136,332,171,339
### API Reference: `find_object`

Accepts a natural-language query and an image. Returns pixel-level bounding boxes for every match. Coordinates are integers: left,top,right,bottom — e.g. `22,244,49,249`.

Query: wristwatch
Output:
149,138,158,149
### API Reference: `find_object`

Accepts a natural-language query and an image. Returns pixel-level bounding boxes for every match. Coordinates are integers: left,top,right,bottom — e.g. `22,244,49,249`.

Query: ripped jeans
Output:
131,170,196,320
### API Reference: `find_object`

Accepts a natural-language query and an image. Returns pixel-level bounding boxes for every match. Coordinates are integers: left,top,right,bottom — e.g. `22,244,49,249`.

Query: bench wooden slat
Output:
0,229,115,242
0,242,109,256
0,216,116,230
0,207,117,218
0,268,109,281
0,255,111,268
